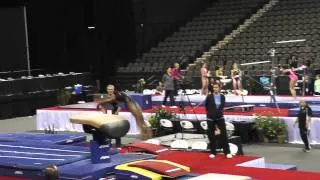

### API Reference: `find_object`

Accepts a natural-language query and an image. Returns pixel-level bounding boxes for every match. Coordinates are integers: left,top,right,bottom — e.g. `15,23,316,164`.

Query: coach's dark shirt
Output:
205,93,225,120
298,105,312,129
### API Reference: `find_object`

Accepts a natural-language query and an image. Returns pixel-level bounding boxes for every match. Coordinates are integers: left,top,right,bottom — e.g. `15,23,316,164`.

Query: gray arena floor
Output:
1,116,320,172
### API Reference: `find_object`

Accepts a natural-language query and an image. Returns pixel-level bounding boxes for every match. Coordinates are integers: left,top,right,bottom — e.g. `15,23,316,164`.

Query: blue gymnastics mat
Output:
0,132,86,145
59,153,156,180
0,140,156,179
0,141,90,178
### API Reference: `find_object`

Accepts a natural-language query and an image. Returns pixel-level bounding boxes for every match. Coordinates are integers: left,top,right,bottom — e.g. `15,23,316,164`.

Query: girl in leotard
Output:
280,62,299,99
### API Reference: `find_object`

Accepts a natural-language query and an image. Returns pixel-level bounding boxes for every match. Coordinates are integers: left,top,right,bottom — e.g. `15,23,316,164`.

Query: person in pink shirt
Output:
280,62,299,99
171,62,182,95
171,62,181,80
201,63,209,95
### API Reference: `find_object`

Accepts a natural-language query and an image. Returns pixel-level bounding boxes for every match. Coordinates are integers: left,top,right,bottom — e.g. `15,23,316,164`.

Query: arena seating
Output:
183,0,320,93
115,0,269,90
205,0,320,77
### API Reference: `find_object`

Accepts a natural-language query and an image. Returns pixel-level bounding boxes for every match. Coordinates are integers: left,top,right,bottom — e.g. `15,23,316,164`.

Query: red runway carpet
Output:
157,151,320,180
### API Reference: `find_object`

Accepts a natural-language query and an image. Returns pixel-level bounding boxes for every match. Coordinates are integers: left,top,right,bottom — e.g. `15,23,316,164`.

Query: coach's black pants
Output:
207,119,230,155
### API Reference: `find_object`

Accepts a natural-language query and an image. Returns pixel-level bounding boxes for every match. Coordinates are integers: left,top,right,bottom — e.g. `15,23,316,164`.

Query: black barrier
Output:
0,73,92,119
0,73,91,95
232,121,258,144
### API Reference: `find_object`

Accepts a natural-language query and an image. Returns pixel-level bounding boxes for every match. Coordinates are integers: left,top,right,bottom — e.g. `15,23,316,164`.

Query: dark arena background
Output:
1,0,320,180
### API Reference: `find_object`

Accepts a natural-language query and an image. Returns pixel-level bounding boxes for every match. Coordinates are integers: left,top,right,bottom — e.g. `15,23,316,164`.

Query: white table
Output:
36,109,320,144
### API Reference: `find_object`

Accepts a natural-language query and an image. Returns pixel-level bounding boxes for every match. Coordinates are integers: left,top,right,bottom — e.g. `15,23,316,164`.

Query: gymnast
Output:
70,90,152,146
280,62,306,99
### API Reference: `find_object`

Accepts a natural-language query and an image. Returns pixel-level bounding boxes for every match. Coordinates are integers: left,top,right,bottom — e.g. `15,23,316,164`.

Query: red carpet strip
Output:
41,105,289,117
145,106,289,117
156,151,320,180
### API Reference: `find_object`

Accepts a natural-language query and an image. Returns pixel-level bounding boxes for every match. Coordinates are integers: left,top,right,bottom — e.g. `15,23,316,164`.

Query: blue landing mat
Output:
288,105,320,117
265,163,297,170
0,132,86,145
0,140,156,179
59,153,156,180
0,141,90,178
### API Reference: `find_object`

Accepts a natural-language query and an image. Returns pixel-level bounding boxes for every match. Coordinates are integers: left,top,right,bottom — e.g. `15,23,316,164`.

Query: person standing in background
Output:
269,82,277,104
314,74,320,96
97,84,121,115
155,81,164,95
294,100,312,152
96,84,122,147
201,63,209,95
162,67,176,107
304,60,314,95
288,55,297,68
231,62,242,93
172,62,182,95
172,62,182,80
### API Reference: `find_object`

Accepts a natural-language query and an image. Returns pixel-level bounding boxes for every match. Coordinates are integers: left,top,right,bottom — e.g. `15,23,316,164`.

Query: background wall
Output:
26,0,88,73
0,6,28,72
0,0,215,86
